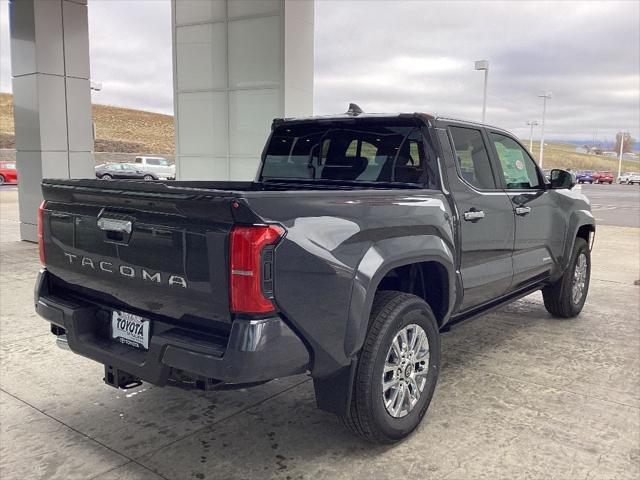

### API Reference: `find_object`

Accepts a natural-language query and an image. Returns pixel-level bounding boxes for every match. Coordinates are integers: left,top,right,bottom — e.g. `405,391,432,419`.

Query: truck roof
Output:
272,109,513,136
272,112,433,126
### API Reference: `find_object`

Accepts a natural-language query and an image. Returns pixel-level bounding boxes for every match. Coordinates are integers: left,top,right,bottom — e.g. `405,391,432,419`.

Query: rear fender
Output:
345,235,456,358
557,210,595,277
314,234,455,416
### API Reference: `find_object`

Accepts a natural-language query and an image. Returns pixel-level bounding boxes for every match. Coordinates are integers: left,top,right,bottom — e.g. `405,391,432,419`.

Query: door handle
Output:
97,217,132,234
515,206,531,216
463,210,485,222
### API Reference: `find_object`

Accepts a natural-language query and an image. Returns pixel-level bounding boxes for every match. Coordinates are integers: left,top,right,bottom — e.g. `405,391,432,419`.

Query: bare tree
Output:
614,132,636,153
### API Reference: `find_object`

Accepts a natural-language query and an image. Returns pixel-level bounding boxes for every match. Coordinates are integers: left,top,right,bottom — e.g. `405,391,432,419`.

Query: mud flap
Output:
312,359,357,416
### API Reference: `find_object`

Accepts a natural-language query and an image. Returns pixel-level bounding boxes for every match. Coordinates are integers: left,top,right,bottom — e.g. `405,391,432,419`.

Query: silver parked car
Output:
618,172,640,184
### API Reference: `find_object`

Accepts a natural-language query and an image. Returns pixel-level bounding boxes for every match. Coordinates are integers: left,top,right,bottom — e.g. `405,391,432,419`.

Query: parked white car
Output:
618,172,640,184
133,156,175,180
626,173,640,185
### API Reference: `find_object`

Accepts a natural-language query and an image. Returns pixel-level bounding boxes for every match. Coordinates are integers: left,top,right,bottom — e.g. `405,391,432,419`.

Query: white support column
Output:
9,0,94,241
172,0,314,180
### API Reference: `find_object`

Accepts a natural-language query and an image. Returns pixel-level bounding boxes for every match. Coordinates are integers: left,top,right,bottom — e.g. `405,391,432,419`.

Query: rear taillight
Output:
37,201,45,265
230,224,285,314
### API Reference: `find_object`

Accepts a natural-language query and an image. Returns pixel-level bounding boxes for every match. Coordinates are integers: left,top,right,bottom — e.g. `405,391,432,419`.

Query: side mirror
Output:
549,169,576,189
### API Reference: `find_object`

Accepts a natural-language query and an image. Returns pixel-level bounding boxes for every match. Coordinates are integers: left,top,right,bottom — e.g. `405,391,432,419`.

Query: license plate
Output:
111,310,150,350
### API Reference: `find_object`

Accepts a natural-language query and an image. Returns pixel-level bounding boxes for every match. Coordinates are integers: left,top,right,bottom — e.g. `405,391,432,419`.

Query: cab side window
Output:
490,133,542,189
449,126,496,190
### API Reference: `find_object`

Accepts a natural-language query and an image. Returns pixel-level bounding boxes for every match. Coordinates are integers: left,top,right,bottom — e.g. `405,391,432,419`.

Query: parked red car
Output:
0,161,18,185
593,171,613,184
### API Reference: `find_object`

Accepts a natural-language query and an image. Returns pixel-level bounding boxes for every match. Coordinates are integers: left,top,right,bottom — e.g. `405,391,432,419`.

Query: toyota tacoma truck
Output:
35,106,595,443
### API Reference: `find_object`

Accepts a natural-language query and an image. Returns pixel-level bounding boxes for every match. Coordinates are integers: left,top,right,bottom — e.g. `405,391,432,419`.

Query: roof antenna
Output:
346,103,363,116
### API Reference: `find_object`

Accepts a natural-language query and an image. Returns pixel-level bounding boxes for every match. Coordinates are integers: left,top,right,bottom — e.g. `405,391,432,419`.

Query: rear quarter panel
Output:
245,190,455,377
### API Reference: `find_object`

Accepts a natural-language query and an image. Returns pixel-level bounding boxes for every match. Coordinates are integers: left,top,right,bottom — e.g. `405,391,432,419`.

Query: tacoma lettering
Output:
62,252,187,288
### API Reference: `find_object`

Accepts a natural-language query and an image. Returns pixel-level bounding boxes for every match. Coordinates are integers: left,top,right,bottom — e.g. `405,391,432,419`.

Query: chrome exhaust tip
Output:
56,334,70,351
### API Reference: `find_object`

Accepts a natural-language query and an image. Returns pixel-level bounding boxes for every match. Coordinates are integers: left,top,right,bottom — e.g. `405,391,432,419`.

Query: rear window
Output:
2,163,16,169
260,121,430,184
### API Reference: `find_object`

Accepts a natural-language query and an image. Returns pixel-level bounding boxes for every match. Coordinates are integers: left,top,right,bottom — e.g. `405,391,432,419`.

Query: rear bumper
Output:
35,269,309,387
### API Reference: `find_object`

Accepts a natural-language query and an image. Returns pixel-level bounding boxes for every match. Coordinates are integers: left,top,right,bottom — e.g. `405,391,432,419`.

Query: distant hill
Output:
0,93,174,155
524,140,638,172
1,92,637,172
556,139,639,152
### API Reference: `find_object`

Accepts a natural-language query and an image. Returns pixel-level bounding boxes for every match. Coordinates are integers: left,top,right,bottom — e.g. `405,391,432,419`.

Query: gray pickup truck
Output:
35,107,595,443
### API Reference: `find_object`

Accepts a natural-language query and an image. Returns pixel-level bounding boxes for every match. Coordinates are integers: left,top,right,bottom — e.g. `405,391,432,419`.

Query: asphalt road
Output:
580,183,640,228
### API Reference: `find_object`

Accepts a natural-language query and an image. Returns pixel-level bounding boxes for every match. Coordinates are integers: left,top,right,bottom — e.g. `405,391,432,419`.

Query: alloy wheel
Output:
381,324,430,418
572,252,588,305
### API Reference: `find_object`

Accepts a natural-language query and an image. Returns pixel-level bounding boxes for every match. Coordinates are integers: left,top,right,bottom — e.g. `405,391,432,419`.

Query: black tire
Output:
542,237,590,318
0,174,5,185
143,175,154,181
101,174,112,180
342,291,441,444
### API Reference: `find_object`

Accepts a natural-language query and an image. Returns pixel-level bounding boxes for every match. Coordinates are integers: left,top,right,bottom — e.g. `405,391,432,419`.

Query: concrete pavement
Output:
0,187,639,480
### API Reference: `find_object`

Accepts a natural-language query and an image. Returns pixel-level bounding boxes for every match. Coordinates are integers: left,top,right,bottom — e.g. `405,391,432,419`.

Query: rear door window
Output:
449,126,497,190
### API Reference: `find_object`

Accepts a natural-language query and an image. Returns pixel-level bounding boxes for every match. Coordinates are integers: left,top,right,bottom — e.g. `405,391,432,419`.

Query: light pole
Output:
526,120,539,153
537,91,552,169
475,60,489,123
617,132,625,181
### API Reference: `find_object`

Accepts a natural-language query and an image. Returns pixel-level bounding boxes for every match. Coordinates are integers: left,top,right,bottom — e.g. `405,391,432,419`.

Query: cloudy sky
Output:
1,0,638,143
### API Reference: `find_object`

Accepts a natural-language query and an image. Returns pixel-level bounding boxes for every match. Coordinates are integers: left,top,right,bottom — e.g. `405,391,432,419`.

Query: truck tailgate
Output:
41,180,248,329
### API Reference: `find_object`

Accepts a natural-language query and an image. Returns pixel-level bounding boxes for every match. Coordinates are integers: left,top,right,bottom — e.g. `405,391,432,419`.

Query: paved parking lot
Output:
1,187,639,480
580,183,640,228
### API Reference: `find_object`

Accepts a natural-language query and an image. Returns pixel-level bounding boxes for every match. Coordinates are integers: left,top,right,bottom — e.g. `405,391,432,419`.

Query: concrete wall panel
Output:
10,0,65,77
178,156,229,180
173,0,313,181
175,0,226,25
228,15,281,89
228,89,280,156
177,91,228,156
66,77,93,152
227,0,281,18
229,157,261,181
11,74,41,151
176,23,227,91
68,151,95,178
62,0,90,79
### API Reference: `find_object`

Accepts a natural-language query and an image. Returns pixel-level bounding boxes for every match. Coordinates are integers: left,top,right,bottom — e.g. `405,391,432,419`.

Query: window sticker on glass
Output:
495,142,529,185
